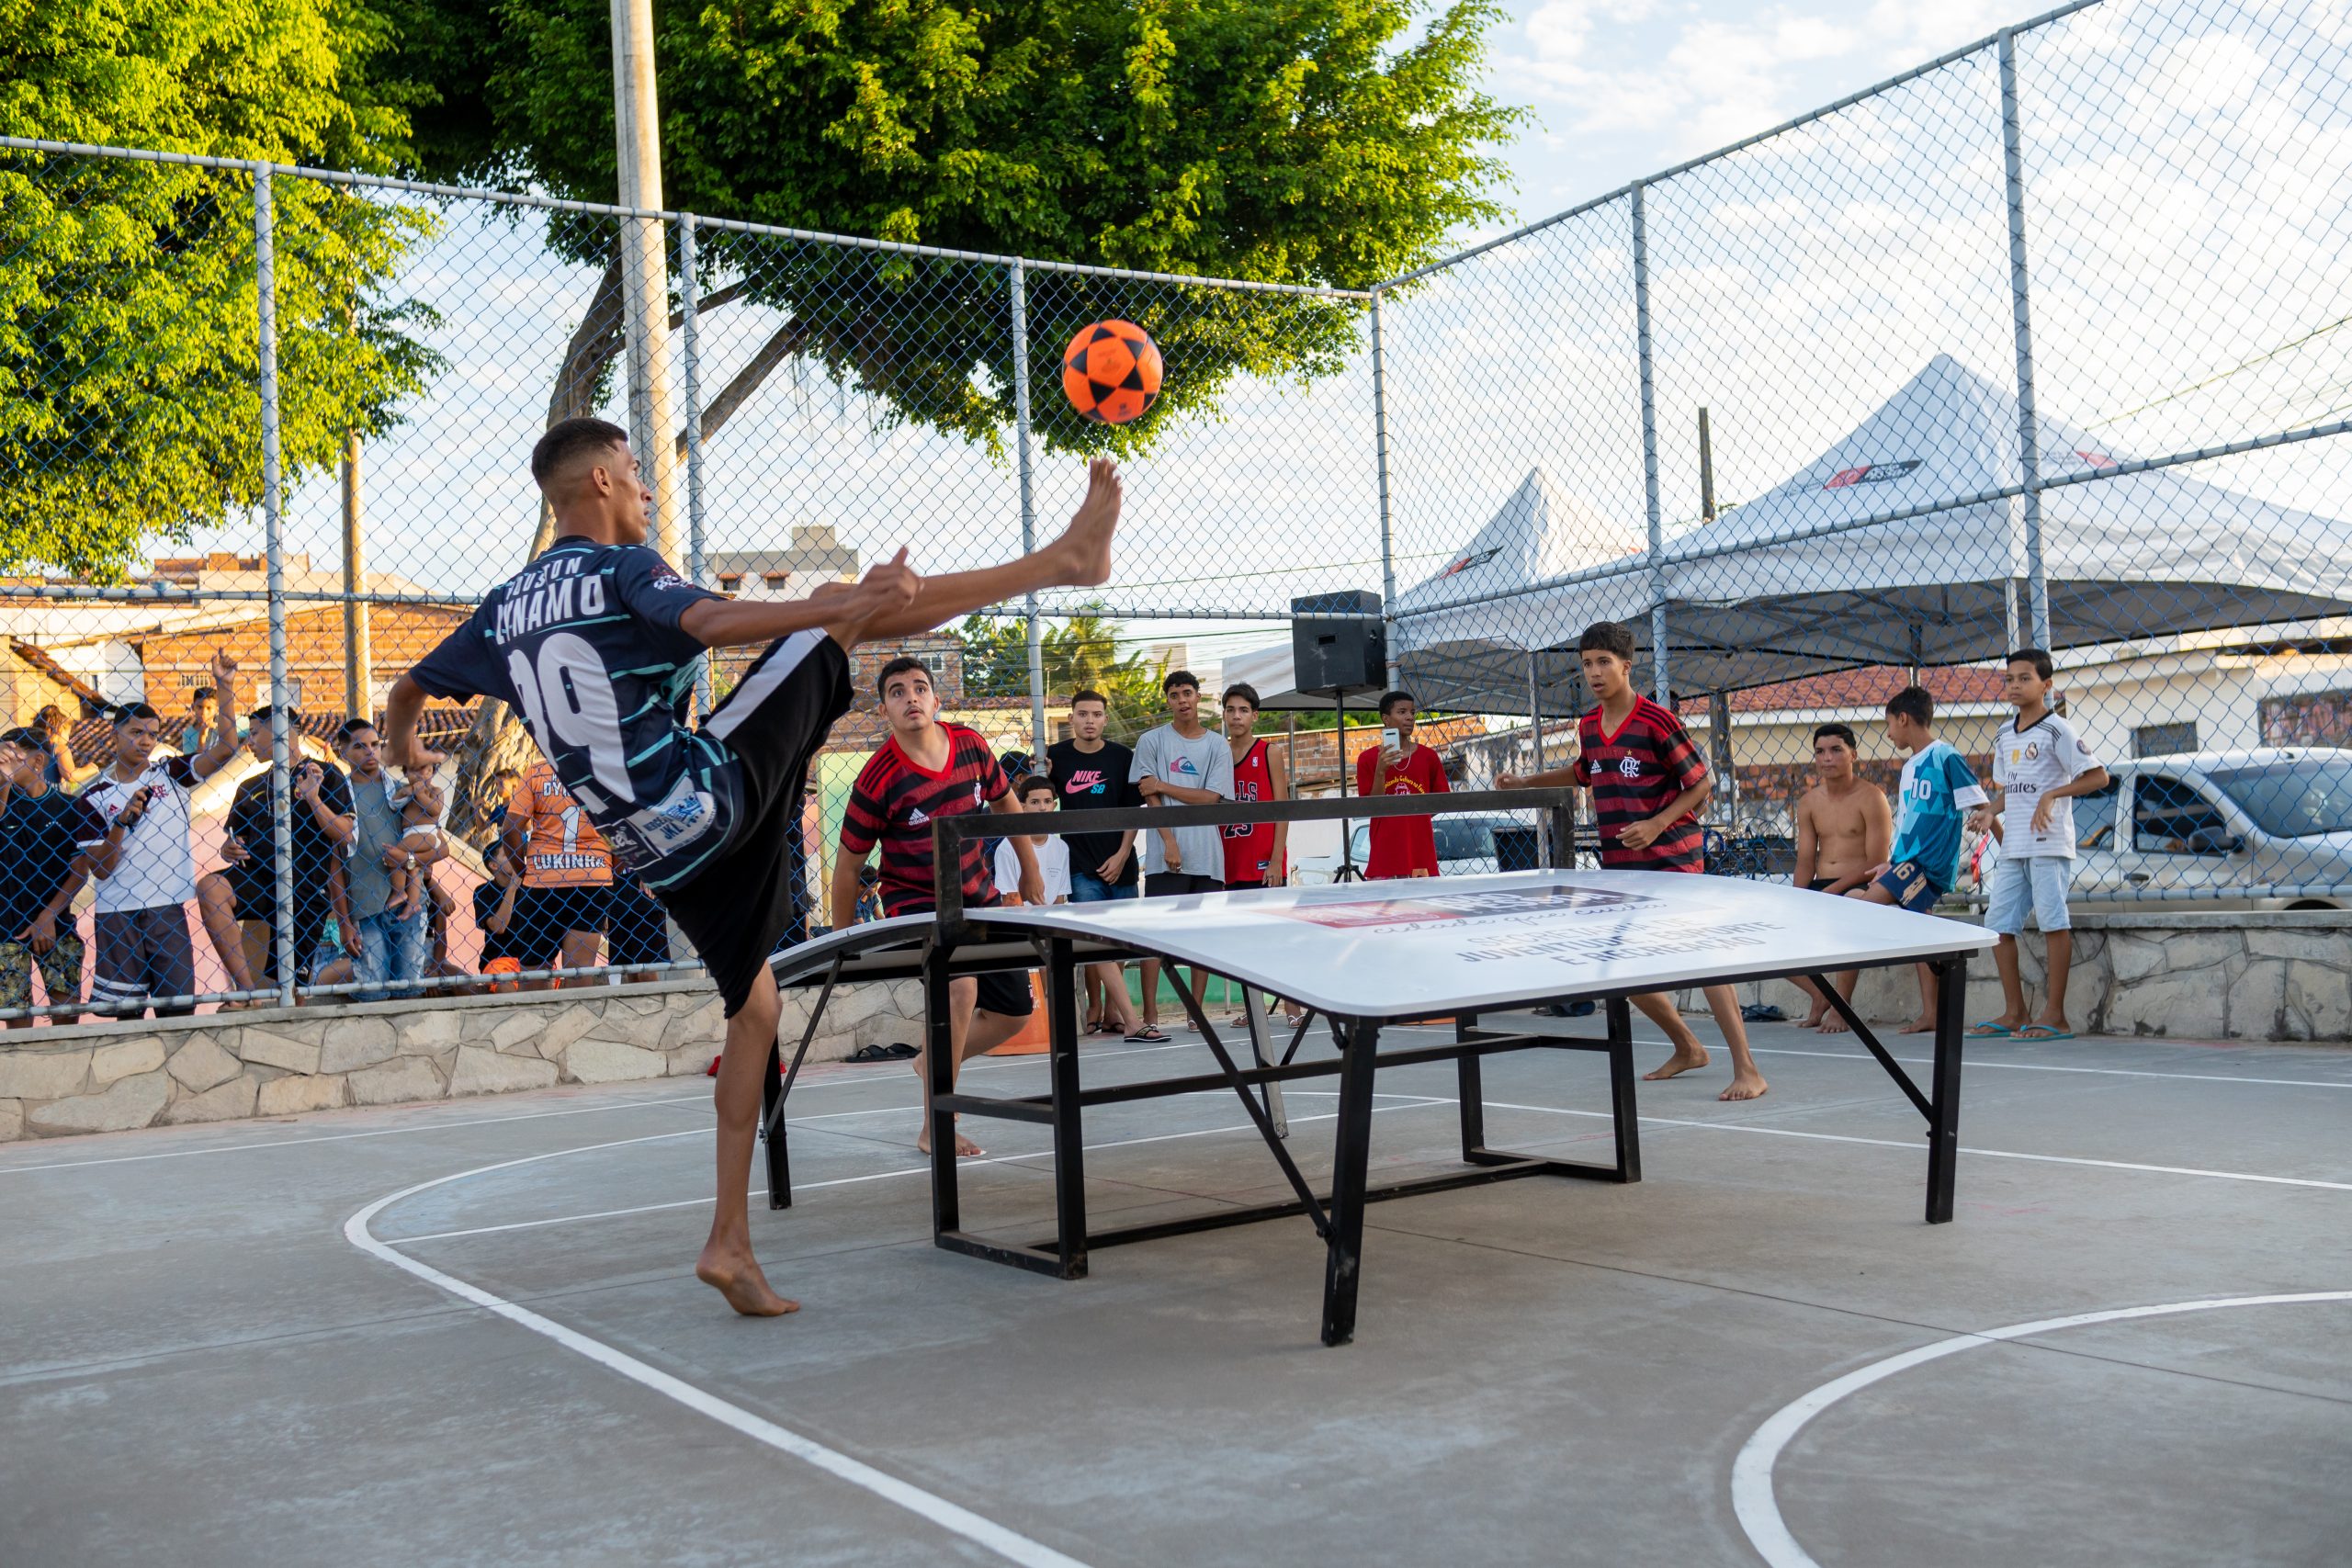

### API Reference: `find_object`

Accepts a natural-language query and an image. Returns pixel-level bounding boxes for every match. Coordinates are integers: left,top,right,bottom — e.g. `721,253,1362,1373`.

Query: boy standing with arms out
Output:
834,658,1042,1156
1357,689,1449,879
1969,649,2108,1042
390,417,1119,1318
1045,688,1143,1040
1790,722,1892,1032
1856,685,1988,1033
1130,669,1233,1030
1498,622,1766,1100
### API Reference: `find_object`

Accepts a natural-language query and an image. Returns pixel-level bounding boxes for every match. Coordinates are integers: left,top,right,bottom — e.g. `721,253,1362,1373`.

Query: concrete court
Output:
2,1015,2347,1568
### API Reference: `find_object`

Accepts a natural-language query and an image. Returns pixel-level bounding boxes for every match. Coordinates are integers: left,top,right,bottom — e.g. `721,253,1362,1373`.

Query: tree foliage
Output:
401,0,1522,453
0,0,442,579
958,609,1170,743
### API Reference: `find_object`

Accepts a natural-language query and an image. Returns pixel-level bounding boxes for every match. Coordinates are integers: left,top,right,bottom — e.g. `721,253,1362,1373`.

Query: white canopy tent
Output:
1393,356,2352,694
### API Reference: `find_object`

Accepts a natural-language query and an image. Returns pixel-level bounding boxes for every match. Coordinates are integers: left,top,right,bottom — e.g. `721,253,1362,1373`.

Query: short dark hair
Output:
1813,722,1859,752
530,416,630,488
1378,689,1415,716
1223,682,1261,712
2006,647,2054,680
111,703,160,728
335,717,379,745
1162,669,1199,694
191,687,216,705
876,656,933,696
1069,688,1108,710
1577,621,1637,660
0,727,45,751
1014,773,1057,799
249,705,301,728
1886,685,1934,726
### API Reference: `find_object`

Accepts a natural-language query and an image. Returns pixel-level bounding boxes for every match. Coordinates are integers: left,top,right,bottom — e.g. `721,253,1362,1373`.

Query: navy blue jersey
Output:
411,536,736,888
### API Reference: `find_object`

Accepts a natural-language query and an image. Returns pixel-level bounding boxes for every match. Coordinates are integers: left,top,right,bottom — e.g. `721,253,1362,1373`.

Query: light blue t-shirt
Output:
1891,740,1987,892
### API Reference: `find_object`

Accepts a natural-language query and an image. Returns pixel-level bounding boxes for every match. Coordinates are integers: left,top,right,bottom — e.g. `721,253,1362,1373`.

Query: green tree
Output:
397,0,1521,457
0,0,442,579
958,609,1170,743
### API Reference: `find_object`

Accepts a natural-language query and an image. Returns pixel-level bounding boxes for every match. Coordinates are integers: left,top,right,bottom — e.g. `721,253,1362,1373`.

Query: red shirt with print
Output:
1355,742,1449,879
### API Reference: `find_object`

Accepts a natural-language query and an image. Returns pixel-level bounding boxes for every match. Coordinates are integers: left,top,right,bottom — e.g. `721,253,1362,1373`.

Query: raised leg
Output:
1321,1017,1380,1348
1927,953,1968,1223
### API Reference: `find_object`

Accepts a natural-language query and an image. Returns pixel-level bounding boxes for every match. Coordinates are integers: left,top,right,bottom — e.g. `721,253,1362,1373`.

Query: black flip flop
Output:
1124,1025,1171,1043
848,1043,898,1064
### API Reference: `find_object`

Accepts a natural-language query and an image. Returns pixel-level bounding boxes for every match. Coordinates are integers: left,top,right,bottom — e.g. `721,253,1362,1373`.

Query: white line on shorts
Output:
345,1133,1100,1568
1729,1290,2352,1568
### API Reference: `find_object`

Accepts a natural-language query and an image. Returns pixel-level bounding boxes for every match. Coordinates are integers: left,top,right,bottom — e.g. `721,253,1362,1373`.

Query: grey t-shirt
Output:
1130,724,1235,880
345,773,405,919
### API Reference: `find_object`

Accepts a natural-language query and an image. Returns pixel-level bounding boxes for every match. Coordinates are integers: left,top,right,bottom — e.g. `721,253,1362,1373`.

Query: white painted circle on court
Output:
1731,1291,2352,1568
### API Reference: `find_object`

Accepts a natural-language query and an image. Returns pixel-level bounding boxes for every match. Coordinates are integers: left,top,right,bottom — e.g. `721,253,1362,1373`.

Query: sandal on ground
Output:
1125,1025,1171,1043
2012,1024,2075,1041
1965,1021,2014,1038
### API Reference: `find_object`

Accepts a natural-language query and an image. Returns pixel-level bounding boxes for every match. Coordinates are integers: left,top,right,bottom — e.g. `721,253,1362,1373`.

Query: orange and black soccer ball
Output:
1061,319,1163,424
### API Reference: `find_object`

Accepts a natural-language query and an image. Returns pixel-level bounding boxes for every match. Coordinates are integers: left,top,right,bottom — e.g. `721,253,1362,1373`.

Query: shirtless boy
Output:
1790,722,1892,1032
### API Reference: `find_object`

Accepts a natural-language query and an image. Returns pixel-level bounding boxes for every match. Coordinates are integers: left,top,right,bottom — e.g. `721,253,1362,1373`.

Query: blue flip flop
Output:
2013,1024,2075,1041
1966,1021,2013,1038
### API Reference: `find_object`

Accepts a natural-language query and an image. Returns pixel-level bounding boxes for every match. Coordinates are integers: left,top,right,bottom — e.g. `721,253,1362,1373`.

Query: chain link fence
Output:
2,0,2349,1030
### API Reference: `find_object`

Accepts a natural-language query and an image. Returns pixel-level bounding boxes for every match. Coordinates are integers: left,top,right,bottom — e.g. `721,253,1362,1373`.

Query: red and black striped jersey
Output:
1571,697,1707,872
841,723,1011,917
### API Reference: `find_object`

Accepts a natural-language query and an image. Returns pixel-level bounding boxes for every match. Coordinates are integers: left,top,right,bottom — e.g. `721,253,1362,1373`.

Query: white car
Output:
2060,747,2352,909
1290,812,1534,886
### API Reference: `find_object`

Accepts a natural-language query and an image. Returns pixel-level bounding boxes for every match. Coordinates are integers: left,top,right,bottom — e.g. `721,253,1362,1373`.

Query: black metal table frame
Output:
758,789,1976,1348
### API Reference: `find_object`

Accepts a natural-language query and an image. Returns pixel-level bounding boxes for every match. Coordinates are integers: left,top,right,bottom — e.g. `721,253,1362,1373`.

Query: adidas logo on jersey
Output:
908,807,931,826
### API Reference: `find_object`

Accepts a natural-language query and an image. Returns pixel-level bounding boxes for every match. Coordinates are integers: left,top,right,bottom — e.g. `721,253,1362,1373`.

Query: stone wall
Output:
1679,910,2352,1042
0,976,928,1143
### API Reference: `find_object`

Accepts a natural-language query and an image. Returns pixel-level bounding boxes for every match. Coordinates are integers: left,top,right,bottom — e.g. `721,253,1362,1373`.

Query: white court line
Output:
1729,1291,2352,1568
1748,1044,2352,1090
345,1140,1097,1568
382,1094,1452,1247
1477,1100,2352,1192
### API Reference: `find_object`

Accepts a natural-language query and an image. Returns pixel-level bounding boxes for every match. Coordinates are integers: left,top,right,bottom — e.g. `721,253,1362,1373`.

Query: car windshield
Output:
2208,757,2352,839
1343,818,1505,863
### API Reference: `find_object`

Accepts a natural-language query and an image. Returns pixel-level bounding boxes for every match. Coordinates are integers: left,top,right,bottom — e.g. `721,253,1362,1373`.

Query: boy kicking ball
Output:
387,416,1121,1318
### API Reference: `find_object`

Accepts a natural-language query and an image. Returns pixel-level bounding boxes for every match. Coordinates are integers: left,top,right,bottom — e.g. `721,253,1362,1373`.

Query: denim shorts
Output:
1874,861,1943,912
1070,870,1138,904
1984,853,2074,935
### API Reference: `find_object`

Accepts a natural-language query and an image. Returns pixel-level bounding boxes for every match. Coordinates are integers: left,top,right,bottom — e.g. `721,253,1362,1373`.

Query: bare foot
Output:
1818,1012,1851,1035
1896,1016,1937,1034
695,1243,800,1317
915,1126,986,1157
1720,1072,1769,1101
1050,458,1121,585
1798,1012,1827,1032
1644,1046,1712,1081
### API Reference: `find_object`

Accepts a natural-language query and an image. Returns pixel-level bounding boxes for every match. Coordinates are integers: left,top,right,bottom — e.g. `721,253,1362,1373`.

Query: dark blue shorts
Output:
1874,861,1943,912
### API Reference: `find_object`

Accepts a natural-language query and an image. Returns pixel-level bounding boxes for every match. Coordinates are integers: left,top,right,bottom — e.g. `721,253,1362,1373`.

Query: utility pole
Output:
341,432,371,717
1699,408,1736,825
610,0,683,561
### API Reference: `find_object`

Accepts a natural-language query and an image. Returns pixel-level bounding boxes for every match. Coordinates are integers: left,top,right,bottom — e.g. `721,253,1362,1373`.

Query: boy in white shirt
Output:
1969,649,2109,1042
995,775,1072,906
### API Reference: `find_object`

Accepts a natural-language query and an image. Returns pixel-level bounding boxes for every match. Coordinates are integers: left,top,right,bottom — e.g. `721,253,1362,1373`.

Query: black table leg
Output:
1926,953,1968,1224
762,1037,789,1209
924,942,960,1240
1321,1016,1380,1348
1046,939,1089,1279
1604,996,1643,1184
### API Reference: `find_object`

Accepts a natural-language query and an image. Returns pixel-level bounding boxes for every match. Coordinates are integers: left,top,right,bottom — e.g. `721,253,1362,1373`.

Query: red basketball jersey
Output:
1222,739,1281,886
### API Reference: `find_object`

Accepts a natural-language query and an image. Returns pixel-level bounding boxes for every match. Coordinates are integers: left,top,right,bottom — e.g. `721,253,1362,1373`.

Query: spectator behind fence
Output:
177,687,219,756
1045,687,1144,1042
334,717,437,995
1131,669,1233,1032
34,704,96,790
196,705,354,1001
0,728,107,1025
1356,689,1448,879
80,655,243,1017
504,758,613,986
472,841,526,989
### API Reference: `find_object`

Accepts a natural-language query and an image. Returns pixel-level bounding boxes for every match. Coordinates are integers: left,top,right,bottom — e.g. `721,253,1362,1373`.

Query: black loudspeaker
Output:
1291,591,1387,695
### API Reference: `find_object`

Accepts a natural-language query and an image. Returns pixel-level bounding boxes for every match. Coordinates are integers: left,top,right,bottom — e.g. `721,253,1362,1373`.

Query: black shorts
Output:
1146,872,1224,897
660,631,852,1017
512,885,610,967
972,967,1035,1018
606,878,672,968
227,880,332,982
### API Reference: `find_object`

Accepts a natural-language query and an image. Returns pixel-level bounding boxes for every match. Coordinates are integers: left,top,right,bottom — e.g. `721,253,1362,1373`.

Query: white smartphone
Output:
1381,727,1401,752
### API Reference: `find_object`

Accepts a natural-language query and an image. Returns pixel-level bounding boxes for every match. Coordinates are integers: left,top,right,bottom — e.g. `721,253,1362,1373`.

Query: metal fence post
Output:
1009,260,1046,750
1371,288,1398,682
1631,183,1669,701
254,164,296,1008
1999,26,2052,649
679,213,711,714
